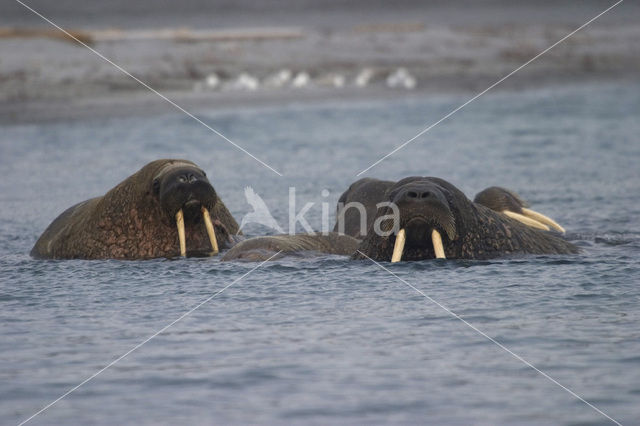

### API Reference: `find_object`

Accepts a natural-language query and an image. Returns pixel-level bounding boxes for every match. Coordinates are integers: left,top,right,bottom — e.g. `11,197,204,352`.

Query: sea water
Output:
1,83,639,424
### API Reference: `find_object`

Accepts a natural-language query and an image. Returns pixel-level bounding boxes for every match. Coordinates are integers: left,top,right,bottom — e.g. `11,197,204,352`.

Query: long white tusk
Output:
521,207,565,234
391,228,406,263
201,206,219,255
502,210,550,231
431,229,446,259
176,209,186,257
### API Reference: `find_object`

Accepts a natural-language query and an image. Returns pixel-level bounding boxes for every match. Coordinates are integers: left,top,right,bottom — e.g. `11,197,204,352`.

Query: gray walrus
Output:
31,159,240,259
224,177,577,262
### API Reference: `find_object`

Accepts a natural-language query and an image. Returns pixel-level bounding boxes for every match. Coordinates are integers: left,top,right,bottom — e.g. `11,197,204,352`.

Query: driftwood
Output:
0,27,93,44
0,27,305,46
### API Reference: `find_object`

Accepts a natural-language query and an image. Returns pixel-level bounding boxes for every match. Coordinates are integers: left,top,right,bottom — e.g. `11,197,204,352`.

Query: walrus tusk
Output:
176,209,186,257
502,210,550,231
201,207,219,255
431,229,446,259
521,207,566,234
391,228,406,263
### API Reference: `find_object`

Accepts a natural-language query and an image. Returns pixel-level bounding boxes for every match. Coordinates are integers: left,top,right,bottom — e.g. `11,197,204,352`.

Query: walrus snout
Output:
387,180,456,262
155,166,220,257
156,167,218,220
392,182,448,206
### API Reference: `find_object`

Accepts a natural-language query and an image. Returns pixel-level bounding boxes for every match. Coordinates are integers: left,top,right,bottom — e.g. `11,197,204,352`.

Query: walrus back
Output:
471,203,579,257
222,233,360,261
31,198,100,259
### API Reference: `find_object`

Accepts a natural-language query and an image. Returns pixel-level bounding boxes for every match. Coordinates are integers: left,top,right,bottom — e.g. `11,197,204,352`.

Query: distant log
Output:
0,26,305,45
0,27,93,44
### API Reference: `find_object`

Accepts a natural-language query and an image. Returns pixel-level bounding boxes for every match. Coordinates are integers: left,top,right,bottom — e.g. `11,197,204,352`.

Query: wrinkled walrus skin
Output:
347,177,578,261
31,159,239,259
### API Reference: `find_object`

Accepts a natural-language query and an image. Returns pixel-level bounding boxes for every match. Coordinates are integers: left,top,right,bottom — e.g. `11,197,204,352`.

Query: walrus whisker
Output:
201,206,219,255
176,209,186,257
391,228,406,263
431,229,446,259
521,208,565,234
502,210,550,231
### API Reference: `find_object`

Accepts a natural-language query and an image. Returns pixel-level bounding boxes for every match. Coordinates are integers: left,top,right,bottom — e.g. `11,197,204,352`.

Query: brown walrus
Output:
31,159,240,259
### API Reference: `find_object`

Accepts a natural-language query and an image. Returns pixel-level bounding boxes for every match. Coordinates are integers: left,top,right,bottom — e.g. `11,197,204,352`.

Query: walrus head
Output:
369,177,458,262
152,162,220,256
473,186,565,233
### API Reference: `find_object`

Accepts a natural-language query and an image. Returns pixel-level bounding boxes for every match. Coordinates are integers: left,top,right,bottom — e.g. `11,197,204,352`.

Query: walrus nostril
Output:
403,189,435,201
177,173,200,184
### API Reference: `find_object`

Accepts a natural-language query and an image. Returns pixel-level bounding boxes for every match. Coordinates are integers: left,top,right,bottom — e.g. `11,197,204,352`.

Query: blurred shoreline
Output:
1,1,638,124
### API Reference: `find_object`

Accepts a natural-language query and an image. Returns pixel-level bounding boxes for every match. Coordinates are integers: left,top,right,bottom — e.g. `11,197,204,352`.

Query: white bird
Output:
386,68,416,90
238,186,284,234
228,73,259,91
355,68,374,88
291,71,310,88
205,73,220,89
264,69,292,88
316,72,345,88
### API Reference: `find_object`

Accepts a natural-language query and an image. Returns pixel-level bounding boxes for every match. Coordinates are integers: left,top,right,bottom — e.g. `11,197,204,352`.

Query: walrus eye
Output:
152,179,160,195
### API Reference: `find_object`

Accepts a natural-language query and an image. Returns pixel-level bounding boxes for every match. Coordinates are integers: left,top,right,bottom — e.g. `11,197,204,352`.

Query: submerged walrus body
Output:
221,233,360,261
225,177,577,262
31,159,239,259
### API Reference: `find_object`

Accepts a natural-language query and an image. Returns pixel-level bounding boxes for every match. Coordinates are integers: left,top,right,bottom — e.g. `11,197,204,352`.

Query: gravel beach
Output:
1,0,638,123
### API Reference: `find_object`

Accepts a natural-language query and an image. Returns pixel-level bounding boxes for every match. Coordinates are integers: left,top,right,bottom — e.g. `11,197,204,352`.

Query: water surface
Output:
1,83,639,425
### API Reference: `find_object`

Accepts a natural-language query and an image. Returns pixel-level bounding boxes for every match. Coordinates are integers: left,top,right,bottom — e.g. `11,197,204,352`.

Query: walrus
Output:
223,177,577,262
221,233,360,261
31,159,240,259
473,186,565,233
352,177,577,261
333,177,395,238
335,178,566,238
